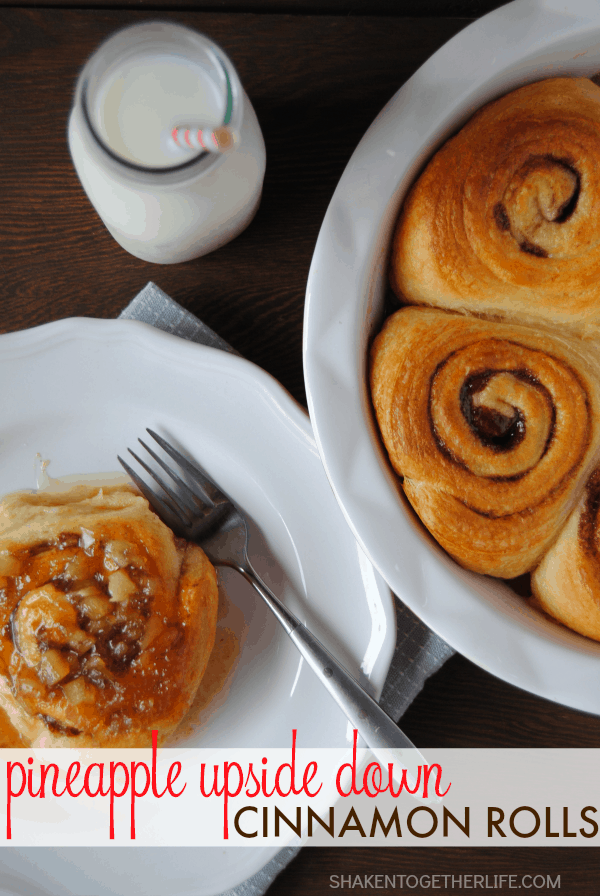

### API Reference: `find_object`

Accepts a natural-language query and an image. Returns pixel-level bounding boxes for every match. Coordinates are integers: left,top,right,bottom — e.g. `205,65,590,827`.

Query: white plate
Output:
304,0,600,716
0,317,395,895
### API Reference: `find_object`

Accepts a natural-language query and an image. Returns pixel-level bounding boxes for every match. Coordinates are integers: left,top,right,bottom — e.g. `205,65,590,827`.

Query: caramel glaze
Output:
0,527,191,744
0,706,26,746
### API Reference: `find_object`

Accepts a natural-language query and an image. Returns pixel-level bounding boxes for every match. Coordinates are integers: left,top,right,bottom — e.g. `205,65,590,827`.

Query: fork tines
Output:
118,429,225,536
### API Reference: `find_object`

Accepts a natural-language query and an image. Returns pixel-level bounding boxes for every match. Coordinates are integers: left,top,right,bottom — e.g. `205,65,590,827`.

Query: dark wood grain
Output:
268,846,600,894
0,9,466,405
401,654,600,747
0,1,508,16
1,6,600,893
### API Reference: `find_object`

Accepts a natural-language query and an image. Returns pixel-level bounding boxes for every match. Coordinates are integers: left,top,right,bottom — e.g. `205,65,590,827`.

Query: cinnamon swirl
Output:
391,77,600,332
0,483,218,747
370,307,600,578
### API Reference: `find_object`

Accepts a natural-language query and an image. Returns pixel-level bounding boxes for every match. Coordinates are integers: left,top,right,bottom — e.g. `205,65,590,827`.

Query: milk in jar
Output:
68,22,266,263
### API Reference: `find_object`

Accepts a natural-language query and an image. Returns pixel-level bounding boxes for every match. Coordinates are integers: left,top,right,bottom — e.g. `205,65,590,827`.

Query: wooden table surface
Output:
1,2,600,893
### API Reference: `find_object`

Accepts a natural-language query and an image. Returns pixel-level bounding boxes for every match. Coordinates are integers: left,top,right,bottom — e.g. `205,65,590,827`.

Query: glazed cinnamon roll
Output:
0,483,218,747
532,469,600,642
370,307,600,578
391,78,600,331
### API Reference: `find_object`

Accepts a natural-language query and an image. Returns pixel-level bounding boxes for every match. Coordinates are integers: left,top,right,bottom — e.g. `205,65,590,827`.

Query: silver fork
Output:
119,429,427,788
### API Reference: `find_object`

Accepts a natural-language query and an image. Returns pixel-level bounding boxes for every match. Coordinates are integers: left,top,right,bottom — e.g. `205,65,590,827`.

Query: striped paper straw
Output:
170,125,236,154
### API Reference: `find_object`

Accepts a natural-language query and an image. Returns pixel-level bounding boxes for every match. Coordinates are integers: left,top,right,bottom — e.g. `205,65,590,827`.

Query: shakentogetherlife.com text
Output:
329,875,561,890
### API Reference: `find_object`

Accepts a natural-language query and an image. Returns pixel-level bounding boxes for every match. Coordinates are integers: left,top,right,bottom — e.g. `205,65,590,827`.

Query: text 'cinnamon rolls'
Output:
0,483,218,747
391,77,600,332
370,308,600,578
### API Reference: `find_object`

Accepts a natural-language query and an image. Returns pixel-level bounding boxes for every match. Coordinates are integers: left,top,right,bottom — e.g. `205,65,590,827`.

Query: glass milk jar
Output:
68,21,266,263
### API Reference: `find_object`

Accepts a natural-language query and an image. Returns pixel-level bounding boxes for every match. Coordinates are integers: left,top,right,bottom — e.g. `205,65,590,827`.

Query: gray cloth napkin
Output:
120,281,456,895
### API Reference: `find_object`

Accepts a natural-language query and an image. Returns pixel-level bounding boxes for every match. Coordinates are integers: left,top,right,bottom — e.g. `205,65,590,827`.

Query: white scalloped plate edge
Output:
0,315,396,895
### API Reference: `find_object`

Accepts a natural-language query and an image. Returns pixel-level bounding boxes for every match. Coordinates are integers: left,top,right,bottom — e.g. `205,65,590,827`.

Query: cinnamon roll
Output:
391,78,600,331
370,307,600,578
532,469,600,642
0,483,218,747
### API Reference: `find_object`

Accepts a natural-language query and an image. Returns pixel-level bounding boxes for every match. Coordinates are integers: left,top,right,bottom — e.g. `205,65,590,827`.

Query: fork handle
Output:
221,561,427,784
